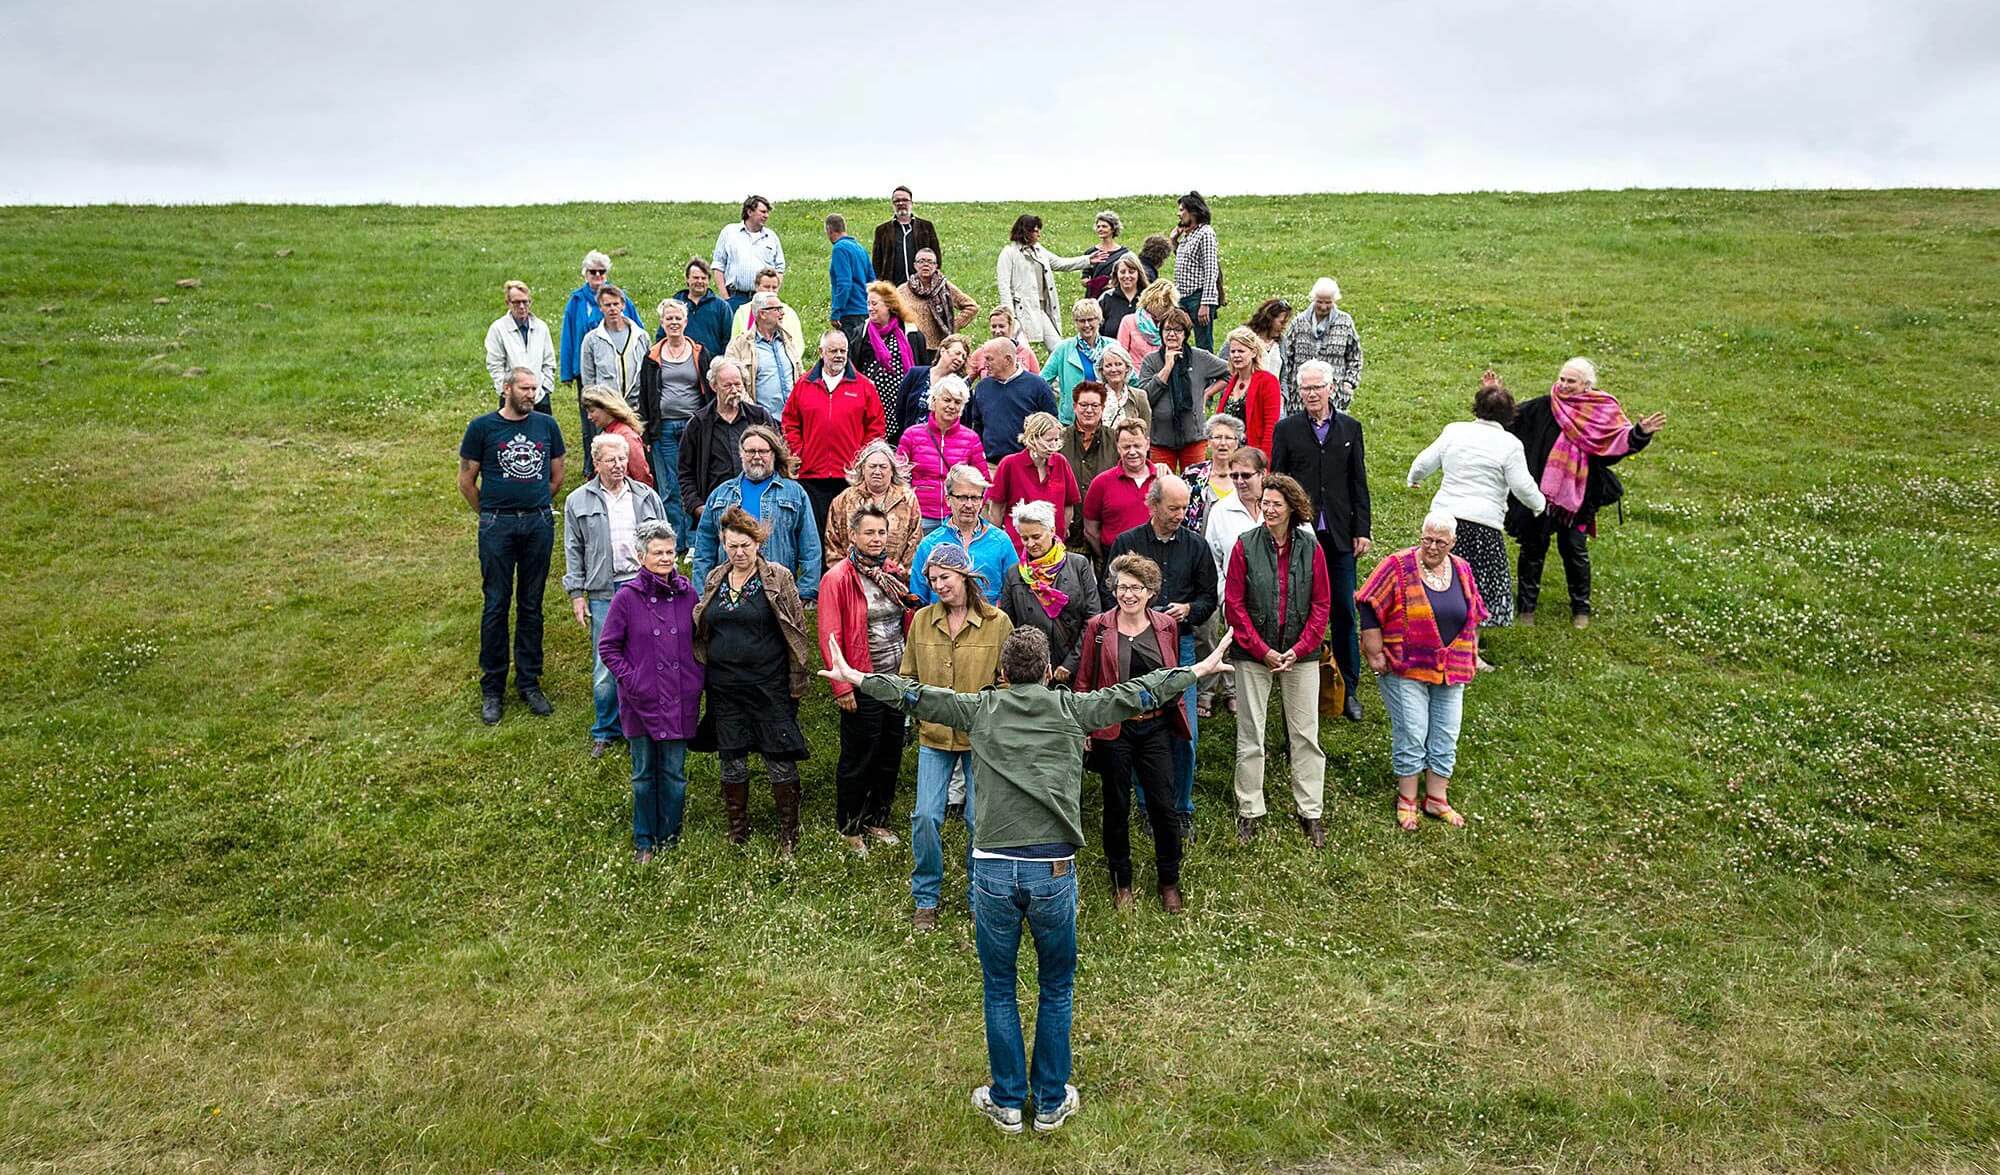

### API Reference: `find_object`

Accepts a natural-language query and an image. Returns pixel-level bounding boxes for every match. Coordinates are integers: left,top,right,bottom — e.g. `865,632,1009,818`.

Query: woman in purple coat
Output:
598,519,705,861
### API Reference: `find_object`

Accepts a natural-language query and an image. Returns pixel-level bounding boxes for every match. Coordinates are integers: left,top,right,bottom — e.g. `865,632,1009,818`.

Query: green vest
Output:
1237,525,1318,659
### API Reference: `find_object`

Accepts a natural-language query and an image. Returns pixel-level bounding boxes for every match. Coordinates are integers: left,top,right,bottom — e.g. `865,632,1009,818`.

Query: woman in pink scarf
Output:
855,282,921,445
1504,357,1667,628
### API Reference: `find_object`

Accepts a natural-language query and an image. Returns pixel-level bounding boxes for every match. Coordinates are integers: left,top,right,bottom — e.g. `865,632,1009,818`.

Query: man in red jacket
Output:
783,329,885,534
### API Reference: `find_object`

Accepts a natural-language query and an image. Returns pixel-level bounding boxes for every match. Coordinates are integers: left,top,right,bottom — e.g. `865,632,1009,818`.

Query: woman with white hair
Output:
988,411,1082,554
1043,298,1111,424
1505,357,1667,628
559,249,642,392
1277,277,1362,415
824,439,923,568
1081,210,1131,300
1094,341,1152,431
997,499,1099,677
1356,510,1489,832
896,372,990,536
596,518,702,861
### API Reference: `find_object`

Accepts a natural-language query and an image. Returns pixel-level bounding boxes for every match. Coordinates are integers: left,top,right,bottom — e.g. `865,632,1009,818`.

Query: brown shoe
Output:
721,781,751,845
1113,886,1136,911
1572,612,1591,630
1158,884,1184,914
1518,610,1536,627
1235,815,1258,846
841,834,869,857
774,780,802,858
863,825,901,846
1297,815,1326,849
912,907,939,931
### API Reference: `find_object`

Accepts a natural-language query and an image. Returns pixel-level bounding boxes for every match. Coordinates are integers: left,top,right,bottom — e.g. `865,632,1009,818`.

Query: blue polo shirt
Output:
908,519,1020,605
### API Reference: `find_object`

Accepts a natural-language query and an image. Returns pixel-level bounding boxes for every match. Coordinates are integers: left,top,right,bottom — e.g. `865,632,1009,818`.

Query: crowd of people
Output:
459,186,1668,1134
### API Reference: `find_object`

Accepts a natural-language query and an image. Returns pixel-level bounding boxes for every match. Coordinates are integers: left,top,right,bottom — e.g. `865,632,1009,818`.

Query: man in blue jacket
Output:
966,338,1058,463
689,424,823,602
826,213,875,352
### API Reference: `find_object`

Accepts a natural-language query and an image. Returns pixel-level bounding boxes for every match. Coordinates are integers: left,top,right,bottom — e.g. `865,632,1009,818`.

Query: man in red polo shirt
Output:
1082,418,1157,561
783,329,885,534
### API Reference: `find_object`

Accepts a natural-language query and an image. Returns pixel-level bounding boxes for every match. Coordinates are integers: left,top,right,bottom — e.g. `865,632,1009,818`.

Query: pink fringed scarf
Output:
1541,383,1631,523
864,318,910,375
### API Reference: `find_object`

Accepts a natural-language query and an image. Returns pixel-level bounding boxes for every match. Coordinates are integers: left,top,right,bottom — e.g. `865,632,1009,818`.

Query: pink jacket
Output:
897,418,991,519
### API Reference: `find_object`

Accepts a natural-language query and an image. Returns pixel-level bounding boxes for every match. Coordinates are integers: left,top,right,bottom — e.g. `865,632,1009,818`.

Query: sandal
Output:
1422,795,1466,828
1395,795,1421,832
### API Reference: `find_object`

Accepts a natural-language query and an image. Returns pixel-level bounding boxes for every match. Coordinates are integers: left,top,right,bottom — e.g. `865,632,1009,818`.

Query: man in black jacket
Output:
872,185,944,287
675,357,770,535
1102,475,1218,839
1268,359,1371,720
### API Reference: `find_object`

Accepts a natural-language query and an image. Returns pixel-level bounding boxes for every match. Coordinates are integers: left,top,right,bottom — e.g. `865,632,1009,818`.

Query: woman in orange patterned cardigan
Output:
1356,511,1488,831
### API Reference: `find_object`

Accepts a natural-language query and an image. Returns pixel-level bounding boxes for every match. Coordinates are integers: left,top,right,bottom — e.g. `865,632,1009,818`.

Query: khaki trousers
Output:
1232,659,1327,819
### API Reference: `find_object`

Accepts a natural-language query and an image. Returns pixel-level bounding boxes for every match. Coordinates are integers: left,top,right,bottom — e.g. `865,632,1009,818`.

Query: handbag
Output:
1318,646,1346,716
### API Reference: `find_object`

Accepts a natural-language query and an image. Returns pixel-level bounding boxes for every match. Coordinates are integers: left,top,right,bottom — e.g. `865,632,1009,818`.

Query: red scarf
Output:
1541,383,1632,522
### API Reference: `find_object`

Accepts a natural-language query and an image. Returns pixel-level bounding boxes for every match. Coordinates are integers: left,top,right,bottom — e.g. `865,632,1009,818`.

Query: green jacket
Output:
857,667,1196,851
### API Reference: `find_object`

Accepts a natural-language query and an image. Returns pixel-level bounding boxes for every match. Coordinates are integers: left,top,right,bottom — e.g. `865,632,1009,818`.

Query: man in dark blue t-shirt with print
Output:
459,367,567,724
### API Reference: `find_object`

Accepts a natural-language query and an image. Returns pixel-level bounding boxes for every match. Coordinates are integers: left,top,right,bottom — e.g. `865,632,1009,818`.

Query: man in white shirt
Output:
713,195,787,313
484,281,556,413
1200,445,1266,717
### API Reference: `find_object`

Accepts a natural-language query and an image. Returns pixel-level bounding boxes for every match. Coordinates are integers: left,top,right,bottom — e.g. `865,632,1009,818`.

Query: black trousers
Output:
1095,716,1182,889
477,508,554,696
802,477,846,538
1515,514,1593,616
1316,531,1360,688
836,695,904,835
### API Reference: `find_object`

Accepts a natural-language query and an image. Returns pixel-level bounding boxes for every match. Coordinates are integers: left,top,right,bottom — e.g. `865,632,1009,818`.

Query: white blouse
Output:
1406,419,1546,531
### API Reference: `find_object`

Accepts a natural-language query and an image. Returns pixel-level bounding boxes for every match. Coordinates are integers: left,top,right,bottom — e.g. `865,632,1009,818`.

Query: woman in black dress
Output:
692,505,815,854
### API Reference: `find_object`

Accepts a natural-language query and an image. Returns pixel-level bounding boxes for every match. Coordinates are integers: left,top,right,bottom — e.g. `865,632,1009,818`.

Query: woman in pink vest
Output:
896,374,989,536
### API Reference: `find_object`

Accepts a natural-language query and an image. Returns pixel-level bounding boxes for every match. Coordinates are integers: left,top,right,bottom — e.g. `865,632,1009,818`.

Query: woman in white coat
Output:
996,214,1091,352
1406,371,1546,665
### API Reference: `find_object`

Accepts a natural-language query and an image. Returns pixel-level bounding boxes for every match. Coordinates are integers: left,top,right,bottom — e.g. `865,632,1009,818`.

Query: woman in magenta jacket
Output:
597,519,704,861
895,374,989,534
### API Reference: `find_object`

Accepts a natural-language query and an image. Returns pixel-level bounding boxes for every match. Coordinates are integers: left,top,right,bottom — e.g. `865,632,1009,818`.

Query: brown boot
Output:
773,780,802,857
721,781,751,845
1158,884,1184,914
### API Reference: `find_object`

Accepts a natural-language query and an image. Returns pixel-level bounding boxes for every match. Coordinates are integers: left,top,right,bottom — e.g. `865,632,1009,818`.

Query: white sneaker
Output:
971,1086,1023,1134
1033,1084,1080,1133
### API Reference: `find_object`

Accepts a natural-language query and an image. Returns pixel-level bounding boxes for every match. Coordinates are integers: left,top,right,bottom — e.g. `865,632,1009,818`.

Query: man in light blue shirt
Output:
744,292,797,420
909,464,1018,606
713,195,786,313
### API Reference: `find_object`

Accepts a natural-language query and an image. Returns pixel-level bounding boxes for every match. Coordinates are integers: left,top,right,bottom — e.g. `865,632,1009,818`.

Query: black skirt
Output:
1453,518,1514,628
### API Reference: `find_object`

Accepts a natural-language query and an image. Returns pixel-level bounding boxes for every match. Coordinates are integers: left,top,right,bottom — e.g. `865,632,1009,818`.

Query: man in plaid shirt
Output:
1278,277,1364,415
1171,192,1220,351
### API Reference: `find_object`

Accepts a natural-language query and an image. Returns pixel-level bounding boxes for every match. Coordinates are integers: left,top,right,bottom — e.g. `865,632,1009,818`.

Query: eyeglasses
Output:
1113,583,1148,594
948,493,984,503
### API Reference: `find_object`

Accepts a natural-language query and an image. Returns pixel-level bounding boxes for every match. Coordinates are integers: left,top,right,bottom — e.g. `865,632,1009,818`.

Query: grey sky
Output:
3,0,1995,204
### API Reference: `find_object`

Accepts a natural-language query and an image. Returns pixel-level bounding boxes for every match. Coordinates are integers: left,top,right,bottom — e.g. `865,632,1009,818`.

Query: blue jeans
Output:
1376,674,1465,778
1178,291,1214,352
586,595,624,742
629,735,688,849
971,856,1078,1114
912,747,975,909
1170,632,1198,815
1318,539,1360,688
477,508,554,695
650,420,691,553
920,516,945,535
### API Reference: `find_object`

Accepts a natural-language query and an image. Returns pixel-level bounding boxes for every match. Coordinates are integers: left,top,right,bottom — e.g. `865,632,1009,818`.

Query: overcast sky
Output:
3,0,1996,205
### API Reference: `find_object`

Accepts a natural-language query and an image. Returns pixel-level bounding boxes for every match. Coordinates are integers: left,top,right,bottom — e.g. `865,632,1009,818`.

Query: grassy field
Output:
1,190,1997,1172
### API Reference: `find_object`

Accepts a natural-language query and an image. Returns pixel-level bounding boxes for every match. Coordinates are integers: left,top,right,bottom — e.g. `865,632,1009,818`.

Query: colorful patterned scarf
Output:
848,545,921,608
1018,540,1072,618
864,318,910,376
907,272,955,342
1541,383,1632,522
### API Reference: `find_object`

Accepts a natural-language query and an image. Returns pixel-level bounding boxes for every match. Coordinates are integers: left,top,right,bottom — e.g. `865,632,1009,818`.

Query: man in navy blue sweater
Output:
826,213,876,353
966,338,1058,464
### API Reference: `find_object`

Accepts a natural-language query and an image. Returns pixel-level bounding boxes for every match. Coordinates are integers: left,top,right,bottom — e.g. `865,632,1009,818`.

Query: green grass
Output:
2,190,1998,1172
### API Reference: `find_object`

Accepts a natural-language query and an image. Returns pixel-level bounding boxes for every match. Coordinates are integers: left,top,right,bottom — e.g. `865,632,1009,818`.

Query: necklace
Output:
1419,559,1451,590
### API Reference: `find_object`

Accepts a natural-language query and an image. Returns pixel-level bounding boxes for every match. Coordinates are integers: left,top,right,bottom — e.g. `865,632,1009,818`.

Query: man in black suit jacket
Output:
872,185,944,287
1268,359,1372,720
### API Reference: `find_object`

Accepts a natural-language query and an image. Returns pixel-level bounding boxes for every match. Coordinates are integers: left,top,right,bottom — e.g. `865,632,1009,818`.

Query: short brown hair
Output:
1228,445,1268,473
1259,473,1314,531
717,505,767,546
1113,417,1150,442
999,627,1050,686
596,284,625,303
1158,307,1194,337
1071,380,1106,407
1107,552,1162,597
1473,381,1516,424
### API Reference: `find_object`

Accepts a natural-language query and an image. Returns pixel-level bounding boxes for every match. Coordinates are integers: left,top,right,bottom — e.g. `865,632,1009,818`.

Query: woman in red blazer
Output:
1212,327,1282,457
1067,552,1190,913
816,503,919,854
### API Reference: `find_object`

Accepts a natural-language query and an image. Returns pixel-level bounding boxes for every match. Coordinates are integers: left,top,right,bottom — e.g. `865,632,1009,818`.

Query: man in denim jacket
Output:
689,424,822,601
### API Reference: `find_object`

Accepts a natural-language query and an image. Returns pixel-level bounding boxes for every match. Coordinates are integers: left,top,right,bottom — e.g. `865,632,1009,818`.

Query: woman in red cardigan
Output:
1356,511,1489,831
817,503,920,854
1211,327,1282,457
1067,553,1189,913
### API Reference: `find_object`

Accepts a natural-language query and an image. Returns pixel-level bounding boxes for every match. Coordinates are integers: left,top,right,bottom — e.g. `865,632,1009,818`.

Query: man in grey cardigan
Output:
820,627,1232,1136
564,434,665,757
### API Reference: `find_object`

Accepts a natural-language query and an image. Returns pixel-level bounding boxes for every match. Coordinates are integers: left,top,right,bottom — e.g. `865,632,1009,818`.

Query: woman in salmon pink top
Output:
987,412,1082,554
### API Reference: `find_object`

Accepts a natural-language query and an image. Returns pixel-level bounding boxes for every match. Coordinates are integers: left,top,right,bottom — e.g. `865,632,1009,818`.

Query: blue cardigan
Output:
667,289,734,359
559,285,644,383
828,236,876,321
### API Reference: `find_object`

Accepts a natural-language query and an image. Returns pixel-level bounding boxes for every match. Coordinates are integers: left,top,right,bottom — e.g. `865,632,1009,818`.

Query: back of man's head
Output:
998,628,1051,686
